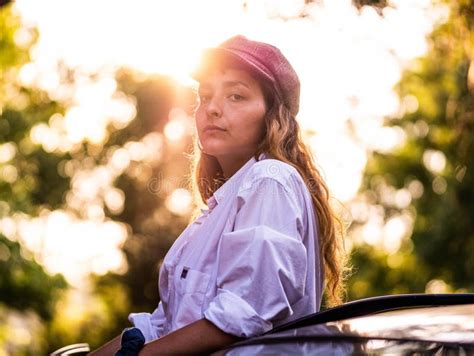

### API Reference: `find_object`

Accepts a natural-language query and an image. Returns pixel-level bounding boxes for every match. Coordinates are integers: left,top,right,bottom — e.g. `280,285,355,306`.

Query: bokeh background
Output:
0,0,473,353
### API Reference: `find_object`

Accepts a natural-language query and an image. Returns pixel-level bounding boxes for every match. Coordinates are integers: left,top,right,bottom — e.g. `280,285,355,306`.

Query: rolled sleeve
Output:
204,178,308,338
128,300,166,342
204,287,272,337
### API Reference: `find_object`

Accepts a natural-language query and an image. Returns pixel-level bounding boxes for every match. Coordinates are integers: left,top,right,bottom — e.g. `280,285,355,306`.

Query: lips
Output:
204,125,226,133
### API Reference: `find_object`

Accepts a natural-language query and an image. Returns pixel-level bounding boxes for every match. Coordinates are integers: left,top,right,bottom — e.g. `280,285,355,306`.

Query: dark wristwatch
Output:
115,327,145,356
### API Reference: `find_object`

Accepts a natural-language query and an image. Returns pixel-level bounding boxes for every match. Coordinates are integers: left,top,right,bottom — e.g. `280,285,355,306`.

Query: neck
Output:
216,153,255,180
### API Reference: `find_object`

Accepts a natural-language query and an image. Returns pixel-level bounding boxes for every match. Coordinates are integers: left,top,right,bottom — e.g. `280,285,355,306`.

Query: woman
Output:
92,34,347,355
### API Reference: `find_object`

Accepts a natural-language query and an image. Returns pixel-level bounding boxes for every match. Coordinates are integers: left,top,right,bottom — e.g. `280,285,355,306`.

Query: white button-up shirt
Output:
129,152,323,342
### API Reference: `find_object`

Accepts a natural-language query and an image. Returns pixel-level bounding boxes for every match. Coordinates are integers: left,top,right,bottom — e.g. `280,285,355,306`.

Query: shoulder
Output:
246,158,301,183
234,158,308,227
242,158,303,189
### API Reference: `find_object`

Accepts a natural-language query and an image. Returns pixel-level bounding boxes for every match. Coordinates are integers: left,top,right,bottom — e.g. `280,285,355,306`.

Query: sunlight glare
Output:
0,143,17,163
166,188,193,216
310,132,367,201
383,215,411,253
16,210,127,285
164,120,187,142
423,149,447,174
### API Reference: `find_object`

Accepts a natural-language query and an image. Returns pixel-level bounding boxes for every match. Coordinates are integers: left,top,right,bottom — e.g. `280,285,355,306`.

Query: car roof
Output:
261,304,474,343
214,294,474,355
270,293,474,333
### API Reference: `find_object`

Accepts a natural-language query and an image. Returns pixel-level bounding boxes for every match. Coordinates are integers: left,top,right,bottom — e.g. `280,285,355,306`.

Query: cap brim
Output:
191,48,275,85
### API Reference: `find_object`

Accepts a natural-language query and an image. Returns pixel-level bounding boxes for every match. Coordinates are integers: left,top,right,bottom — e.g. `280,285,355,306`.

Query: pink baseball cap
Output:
192,35,301,117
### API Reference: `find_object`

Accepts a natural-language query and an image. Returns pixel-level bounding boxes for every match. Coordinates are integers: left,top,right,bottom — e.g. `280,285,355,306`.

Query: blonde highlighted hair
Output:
188,75,349,307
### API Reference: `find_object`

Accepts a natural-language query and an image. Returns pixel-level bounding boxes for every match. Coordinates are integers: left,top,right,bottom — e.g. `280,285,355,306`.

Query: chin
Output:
200,140,223,153
202,148,223,157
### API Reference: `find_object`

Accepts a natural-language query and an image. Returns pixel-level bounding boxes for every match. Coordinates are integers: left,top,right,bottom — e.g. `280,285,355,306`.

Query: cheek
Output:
194,108,206,133
237,105,266,139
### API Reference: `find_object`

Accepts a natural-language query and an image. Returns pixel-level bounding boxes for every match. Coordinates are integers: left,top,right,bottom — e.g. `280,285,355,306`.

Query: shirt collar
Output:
206,152,268,209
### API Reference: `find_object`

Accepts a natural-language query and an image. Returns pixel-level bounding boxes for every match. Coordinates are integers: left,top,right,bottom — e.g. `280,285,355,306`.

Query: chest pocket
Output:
176,265,211,295
173,265,212,327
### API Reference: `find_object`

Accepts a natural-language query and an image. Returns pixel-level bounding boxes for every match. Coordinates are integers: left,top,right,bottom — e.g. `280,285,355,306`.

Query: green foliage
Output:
0,2,32,71
44,273,131,353
0,234,67,320
1,107,70,214
348,244,428,300
0,2,70,314
350,0,474,298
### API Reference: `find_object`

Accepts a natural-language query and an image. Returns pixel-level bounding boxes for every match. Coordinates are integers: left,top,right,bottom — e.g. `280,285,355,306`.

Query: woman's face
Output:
195,66,267,161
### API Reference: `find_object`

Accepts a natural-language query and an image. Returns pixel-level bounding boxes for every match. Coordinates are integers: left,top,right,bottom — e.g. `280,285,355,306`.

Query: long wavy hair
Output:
187,68,349,307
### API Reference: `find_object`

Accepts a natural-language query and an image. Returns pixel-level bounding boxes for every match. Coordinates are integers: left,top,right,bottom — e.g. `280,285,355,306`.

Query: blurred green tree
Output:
348,0,474,299
0,234,66,320
0,3,68,317
0,3,74,353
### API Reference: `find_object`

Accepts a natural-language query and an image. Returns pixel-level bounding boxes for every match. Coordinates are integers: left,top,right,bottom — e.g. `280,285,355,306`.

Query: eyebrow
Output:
200,80,250,90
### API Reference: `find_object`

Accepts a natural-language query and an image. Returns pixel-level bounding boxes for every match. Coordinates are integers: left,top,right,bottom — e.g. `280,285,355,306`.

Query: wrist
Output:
115,327,145,356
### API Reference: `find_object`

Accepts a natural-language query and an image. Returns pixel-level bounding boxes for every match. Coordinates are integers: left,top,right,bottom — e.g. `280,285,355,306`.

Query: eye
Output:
229,94,244,101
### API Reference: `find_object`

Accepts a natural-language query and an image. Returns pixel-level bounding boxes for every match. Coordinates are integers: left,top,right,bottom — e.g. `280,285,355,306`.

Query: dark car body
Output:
213,294,474,355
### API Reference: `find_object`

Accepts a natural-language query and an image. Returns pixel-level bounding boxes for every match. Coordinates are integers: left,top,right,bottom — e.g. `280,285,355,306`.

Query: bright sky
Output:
7,0,448,285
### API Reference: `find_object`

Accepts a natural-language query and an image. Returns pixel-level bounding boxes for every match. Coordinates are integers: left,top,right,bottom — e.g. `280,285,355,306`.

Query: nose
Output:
205,95,222,118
